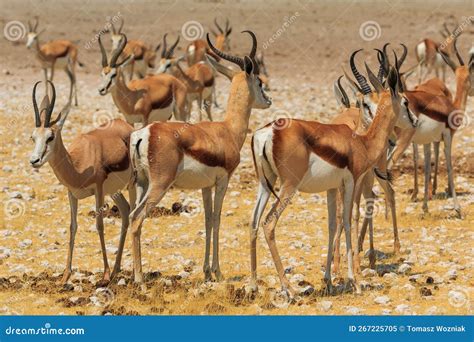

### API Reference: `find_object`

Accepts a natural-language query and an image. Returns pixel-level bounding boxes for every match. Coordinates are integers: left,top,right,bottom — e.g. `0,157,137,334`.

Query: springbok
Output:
157,34,215,121
29,80,135,284
26,18,83,106
186,18,232,66
109,17,159,80
415,22,459,83
389,39,473,217
98,33,188,124
250,61,416,297
255,52,270,90
128,31,271,283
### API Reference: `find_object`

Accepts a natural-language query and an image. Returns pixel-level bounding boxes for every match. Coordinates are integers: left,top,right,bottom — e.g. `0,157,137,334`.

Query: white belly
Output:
148,100,175,123
412,114,444,145
70,169,131,200
173,155,227,189
298,153,348,193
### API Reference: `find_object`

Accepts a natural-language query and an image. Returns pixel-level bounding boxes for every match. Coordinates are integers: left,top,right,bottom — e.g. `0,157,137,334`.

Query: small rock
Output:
345,306,362,315
381,309,392,315
19,239,32,248
445,269,457,280
374,295,390,305
178,271,190,279
362,268,377,277
319,300,333,312
383,272,397,280
420,287,432,296
395,304,411,314
117,278,126,286
290,274,304,284
425,306,438,314
398,263,411,274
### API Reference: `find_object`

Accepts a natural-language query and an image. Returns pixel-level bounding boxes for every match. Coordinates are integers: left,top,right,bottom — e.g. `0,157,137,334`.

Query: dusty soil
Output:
0,0,473,315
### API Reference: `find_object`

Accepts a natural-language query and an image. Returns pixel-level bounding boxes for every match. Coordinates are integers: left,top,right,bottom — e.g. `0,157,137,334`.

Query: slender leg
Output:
111,192,130,279
204,97,213,122
50,63,55,81
418,63,423,85
61,191,78,284
202,187,213,281
211,176,229,281
343,176,360,293
197,95,204,122
324,189,337,295
351,178,364,275
368,216,375,269
332,187,344,275
411,143,419,201
358,217,369,253
442,130,461,217
422,143,432,213
250,178,274,290
432,141,440,196
95,186,111,282
378,178,400,253
212,81,219,108
262,183,296,296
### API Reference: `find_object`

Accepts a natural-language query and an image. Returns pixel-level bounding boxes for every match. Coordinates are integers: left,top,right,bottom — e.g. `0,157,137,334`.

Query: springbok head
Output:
98,33,134,95
156,34,181,74
26,17,45,48
206,30,271,109
439,38,474,97
210,17,232,51
29,81,71,168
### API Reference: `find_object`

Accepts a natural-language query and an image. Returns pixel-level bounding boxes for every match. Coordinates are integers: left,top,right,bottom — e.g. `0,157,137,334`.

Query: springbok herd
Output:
24,15,473,299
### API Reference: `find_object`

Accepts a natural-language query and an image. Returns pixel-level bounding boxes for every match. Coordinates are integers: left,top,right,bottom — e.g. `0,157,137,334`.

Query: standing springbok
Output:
128,31,271,283
389,40,473,217
415,22,459,84
29,80,135,284
26,18,83,106
186,18,232,66
98,33,188,124
250,64,415,297
108,17,159,80
157,34,215,121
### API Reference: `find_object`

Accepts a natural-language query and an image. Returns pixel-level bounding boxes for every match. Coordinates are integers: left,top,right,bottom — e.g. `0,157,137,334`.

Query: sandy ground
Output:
0,0,473,315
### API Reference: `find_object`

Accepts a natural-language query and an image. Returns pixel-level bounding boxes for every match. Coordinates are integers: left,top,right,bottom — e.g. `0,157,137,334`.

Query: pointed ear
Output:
387,67,399,97
365,62,384,93
50,102,71,128
243,56,253,75
206,54,236,81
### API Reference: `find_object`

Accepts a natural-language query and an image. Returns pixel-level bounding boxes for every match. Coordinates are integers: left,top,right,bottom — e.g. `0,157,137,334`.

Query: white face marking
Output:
250,75,272,109
29,127,56,168
26,33,37,48
98,68,117,95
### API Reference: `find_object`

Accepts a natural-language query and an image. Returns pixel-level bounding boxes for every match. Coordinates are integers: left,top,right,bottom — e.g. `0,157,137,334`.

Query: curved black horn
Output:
241,30,259,74
166,35,180,58
392,51,403,92
206,33,244,70
32,81,41,127
375,49,386,81
44,80,56,127
161,33,168,58
453,38,464,66
350,49,371,94
110,33,127,67
337,75,350,108
214,18,223,34
98,33,108,67
398,43,408,69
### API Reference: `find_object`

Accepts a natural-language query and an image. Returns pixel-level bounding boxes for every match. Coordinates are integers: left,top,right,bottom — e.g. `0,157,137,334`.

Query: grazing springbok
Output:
26,18,83,106
415,22,459,83
98,33,188,124
250,62,416,297
389,40,473,217
29,80,135,284
157,34,215,121
108,17,159,80
128,31,271,283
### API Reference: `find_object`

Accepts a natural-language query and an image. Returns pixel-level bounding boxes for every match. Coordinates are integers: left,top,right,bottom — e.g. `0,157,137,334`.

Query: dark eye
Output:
46,135,54,143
